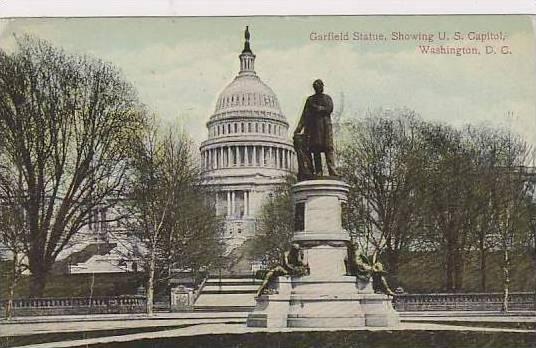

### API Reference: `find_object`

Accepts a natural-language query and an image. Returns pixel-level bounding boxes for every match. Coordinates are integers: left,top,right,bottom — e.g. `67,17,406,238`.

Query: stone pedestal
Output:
170,285,194,311
247,179,399,328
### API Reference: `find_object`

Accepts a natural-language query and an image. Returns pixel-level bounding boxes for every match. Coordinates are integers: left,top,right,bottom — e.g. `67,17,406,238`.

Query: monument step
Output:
194,293,257,307
194,305,255,312
205,279,262,285
194,273,262,311
204,282,261,287
207,274,258,279
201,290,258,295
203,285,259,292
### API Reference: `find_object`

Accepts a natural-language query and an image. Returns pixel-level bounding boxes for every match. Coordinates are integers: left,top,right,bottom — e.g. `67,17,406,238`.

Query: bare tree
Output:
167,189,224,283
338,109,425,284
126,124,222,315
418,123,480,292
0,173,28,318
527,181,536,283
0,36,146,296
463,126,518,291
338,108,535,294
486,134,534,311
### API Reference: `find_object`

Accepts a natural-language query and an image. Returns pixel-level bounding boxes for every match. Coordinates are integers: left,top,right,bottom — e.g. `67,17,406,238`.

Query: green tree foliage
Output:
251,177,296,268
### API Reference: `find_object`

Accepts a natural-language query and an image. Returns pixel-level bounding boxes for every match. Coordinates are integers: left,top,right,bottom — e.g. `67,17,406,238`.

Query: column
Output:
208,149,212,169
252,146,257,166
245,146,250,166
268,147,272,167
261,146,265,167
245,191,249,216
210,149,216,169
289,152,293,171
235,146,240,166
228,146,232,167
211,149,215,169
275,147,279,169
227,191,231,216
214,149,217,169
285,150,289,169
220,147,224,168
231,191,236,216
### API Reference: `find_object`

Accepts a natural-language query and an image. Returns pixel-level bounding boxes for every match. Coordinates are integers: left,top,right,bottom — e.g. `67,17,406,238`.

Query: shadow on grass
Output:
83,330,536,348
0,324,196,348
402,320,536,331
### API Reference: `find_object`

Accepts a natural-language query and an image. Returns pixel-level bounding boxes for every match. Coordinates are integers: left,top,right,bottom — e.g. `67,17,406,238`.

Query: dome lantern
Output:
239,26,256,76
209,26,288,125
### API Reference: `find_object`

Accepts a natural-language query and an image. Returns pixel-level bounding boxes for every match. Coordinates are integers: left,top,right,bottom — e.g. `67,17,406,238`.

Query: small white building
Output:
200,27,296,248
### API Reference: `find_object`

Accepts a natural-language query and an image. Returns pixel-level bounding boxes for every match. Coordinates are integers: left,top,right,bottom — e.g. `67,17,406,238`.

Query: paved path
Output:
6,322,536,348
0,317,245,337
400,310,536,318
1,312,248,325
2,311,534,339
404,315,536,323
399,311,536,323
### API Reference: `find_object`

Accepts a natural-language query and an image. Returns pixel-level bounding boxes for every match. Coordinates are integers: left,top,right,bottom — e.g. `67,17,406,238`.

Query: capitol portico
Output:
200,27,296,247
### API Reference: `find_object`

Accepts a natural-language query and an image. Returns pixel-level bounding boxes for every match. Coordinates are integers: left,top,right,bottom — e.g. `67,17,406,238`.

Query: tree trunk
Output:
28,247,50,298
502,247,510,312
146,249,155,316
532,228,536,291
445,243,455,292
6,253,18,320
479,238,486,292
88,272,96,314
454,249,465,292
29,270,48,298
385,249,399,288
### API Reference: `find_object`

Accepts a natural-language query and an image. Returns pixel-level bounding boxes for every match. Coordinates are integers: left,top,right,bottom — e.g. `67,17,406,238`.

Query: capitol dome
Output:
211,75,286,123
200,27,295,247
207,26,288,129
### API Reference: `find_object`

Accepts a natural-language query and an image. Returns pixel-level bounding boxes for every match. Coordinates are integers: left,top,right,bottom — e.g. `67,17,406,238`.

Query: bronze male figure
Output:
294,79,338,179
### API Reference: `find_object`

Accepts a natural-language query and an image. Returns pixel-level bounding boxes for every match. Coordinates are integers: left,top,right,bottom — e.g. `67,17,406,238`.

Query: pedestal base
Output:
247,179,400,328
246,276,400,328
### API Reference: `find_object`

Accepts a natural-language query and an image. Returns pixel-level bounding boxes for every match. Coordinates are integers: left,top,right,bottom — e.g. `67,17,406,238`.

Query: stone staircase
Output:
193,274,262,312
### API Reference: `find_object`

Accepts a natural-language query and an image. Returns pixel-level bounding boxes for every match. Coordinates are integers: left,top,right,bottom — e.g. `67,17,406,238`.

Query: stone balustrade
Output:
393,292,536,312
1,295,146,317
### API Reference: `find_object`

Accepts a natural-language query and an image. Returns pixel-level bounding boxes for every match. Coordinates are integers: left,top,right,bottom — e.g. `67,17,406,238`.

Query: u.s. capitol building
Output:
200,27,296,247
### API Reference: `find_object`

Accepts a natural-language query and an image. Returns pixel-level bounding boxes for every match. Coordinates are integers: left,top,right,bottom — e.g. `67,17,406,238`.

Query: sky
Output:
1,15,535,147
